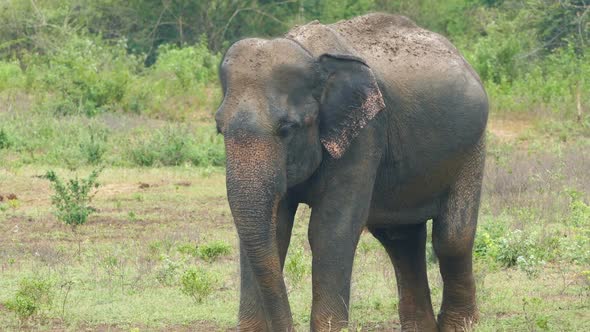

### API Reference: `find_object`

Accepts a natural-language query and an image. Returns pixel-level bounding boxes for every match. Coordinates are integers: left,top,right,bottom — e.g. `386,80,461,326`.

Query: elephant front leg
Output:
237,198,297,331
308,212,363,331
307,179,376,331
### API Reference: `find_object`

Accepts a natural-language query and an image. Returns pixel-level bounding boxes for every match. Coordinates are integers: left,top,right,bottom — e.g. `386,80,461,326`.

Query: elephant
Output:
215,13,488,332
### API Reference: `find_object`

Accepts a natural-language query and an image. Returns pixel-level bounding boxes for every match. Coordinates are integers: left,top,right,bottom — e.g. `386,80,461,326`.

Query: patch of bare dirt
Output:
97,183,140,198
487,118,532,142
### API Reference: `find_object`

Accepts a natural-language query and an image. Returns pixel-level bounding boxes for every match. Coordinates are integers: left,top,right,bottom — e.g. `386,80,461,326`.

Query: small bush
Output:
4,277,53,322
0,60,25,92
516,255,545,278
155,256,183,286
127,126,224,167
44,168,102,230
197,241,232,263
177,243,199,257
26,36,141,116
285,247,309,286
565,189,590,227
0,128,11,149
179,267,216,303
79,129,108,165
496,230,538,267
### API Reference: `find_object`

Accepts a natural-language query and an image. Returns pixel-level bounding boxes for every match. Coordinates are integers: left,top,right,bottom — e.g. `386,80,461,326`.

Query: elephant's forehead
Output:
222,38,311,84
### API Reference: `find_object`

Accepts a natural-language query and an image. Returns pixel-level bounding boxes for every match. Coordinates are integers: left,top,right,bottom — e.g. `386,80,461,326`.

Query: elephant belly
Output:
367,199,440,227
366,162,454,227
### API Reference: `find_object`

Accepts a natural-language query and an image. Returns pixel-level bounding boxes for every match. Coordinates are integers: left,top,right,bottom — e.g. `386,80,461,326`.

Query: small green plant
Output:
179,267,216,303
4,277,53,322
516,255,545,278
565,189,590,226
44,168,102,230
496,230,536,267
197,240,232,262
79,129,108,165
148,239,175,258
285,247,308,287
0,128,12,149
127,211,138,222
156,256,183,286
7,197,20,209
522,297,550,331
177,243,199,257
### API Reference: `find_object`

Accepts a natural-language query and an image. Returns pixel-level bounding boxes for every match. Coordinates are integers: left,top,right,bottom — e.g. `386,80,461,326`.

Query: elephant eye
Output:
277,121,299,137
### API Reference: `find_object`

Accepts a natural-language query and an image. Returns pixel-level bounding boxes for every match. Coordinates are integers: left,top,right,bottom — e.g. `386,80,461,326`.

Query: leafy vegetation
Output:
179,267,217,303
196,241,232,263
44,168,102,229
4,277,54,323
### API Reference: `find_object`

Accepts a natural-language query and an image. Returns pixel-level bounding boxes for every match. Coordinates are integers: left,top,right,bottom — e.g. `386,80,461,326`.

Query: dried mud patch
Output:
488,117,532,142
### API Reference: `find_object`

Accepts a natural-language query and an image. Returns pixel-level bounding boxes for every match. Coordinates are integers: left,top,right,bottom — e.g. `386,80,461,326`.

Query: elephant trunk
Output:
225,132,293,331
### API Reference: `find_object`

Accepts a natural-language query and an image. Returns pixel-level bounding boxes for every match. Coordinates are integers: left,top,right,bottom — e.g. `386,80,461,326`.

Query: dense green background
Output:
1,0,588,117
0,0,588,168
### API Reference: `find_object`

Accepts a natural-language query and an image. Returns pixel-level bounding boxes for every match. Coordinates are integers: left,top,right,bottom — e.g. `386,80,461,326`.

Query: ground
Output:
0,115,589,331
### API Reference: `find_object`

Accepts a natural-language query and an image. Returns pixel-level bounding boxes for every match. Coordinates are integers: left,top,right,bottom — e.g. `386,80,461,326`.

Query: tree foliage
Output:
0,0,588,115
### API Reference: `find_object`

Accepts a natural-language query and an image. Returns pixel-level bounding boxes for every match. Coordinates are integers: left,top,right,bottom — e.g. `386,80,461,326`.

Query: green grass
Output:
0,111,224,169
0,113,589,331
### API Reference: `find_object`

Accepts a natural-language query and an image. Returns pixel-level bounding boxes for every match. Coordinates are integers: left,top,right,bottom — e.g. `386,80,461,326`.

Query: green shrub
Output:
565,189,590,227
154,41,219,88
474,221,507,260
177,243,199,257
25,36,141,116
0,128,12,149
44,168,102,230
179,267,216,303
4,277,53,322
126,125,224,167
122,41,221,119
197,241,232,263
496,230,538,267
285,247,309,286
155,256,183,286
475,222,561,276
79,129,109,165
0,60,25,92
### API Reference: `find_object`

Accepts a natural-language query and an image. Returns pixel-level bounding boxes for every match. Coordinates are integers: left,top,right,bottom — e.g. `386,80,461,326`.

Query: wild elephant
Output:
215,13,488,332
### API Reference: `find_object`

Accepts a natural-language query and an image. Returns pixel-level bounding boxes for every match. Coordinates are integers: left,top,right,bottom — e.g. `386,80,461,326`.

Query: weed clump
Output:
0,128,12,149
44,168,102,230
197,241,232,262
285,247,309,287
179,267,216,303
79,130,108,165
4,277,53,323
155,256,183,286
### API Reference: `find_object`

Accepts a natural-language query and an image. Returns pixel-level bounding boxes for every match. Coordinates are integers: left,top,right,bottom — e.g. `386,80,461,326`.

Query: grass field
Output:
1,113,589,331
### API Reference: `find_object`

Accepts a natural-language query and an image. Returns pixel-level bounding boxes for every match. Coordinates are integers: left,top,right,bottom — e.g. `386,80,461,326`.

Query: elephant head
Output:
215,37,385,329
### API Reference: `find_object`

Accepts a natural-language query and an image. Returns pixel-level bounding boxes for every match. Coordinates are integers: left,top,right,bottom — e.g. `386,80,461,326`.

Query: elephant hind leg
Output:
432,141,485,332
370,223,437,332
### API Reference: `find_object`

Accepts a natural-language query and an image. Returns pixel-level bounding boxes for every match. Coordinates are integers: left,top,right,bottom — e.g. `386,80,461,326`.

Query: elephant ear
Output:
317,53,385,159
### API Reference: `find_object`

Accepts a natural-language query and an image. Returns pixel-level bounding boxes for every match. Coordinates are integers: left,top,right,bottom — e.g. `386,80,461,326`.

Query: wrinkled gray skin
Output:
216,13,488,332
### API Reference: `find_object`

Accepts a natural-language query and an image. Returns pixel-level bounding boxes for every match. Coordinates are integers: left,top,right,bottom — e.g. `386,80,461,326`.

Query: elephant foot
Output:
437,307,478,332
400,319,438,332
237,317,269,332
399,310,438,332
